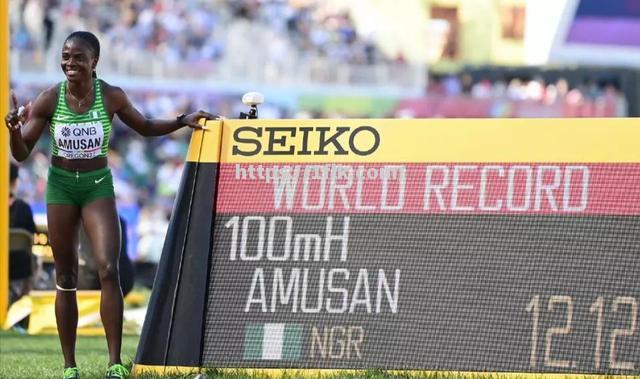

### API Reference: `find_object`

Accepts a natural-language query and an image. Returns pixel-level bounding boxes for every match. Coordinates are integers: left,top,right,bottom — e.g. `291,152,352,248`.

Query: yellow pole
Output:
0,0,10,326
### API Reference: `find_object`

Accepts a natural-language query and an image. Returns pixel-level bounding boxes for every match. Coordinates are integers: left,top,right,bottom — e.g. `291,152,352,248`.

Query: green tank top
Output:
50,79,112,159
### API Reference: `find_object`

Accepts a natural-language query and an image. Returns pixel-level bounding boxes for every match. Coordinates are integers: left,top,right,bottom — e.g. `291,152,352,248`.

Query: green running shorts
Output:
46,166,115,207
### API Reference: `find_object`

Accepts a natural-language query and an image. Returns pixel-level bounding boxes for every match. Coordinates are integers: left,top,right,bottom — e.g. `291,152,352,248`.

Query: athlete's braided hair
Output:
64,31,100,78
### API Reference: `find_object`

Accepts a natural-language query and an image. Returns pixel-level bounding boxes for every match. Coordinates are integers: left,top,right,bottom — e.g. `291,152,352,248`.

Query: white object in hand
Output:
242,92,264,107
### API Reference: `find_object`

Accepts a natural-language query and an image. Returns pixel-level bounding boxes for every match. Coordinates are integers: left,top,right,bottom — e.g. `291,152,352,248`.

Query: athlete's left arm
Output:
104,81,218,137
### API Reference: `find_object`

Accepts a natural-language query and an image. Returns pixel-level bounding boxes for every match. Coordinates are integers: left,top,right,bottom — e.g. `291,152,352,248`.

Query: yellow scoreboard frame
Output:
135,118,639,377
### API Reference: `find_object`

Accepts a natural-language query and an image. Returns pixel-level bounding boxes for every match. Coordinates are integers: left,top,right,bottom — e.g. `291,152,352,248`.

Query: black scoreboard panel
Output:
203,214,639,374
200,120,640,375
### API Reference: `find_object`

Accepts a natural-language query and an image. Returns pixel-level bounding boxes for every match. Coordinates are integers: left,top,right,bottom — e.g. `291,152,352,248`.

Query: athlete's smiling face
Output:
60,39,97,82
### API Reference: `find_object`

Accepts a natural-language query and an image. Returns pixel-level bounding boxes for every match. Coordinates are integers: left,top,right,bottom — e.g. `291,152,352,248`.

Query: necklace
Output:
66,82,93,108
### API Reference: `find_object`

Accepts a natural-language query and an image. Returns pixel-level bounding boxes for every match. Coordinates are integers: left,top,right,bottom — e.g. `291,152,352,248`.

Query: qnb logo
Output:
232,126,381,156
61,127,71,137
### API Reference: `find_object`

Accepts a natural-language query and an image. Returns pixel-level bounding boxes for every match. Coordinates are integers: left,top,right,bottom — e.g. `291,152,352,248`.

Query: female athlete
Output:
4,31,218,379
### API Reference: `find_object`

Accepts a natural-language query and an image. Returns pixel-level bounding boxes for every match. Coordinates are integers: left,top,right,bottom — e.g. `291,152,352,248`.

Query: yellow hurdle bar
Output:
0,0,11,326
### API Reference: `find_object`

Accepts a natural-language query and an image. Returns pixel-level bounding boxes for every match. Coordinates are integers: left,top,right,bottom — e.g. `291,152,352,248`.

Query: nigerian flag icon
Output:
244,323,303,360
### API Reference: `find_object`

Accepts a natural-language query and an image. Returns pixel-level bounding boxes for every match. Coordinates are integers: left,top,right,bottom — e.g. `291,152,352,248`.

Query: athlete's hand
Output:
4,91,32,133
182,110,222,130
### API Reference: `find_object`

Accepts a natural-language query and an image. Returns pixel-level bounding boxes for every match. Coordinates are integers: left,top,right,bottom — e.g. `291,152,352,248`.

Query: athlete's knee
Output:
97,261,119,283
56,270,78,290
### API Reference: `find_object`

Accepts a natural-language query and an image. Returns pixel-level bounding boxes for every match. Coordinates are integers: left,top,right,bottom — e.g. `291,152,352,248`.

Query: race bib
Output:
54,121,105,159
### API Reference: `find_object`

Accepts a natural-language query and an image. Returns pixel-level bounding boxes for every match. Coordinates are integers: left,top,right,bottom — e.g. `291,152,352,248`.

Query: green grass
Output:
0,331,138,379
0,331,611,379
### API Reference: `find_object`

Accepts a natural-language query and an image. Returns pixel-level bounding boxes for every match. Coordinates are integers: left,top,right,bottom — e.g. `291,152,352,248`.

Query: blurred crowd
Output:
426,74,628,117
10,0,391,78
7,0,632,268
375,72,628,119
427,73,626,109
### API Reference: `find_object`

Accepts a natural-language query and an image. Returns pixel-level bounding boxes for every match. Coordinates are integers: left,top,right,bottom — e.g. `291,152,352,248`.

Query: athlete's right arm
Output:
4,89,56,162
